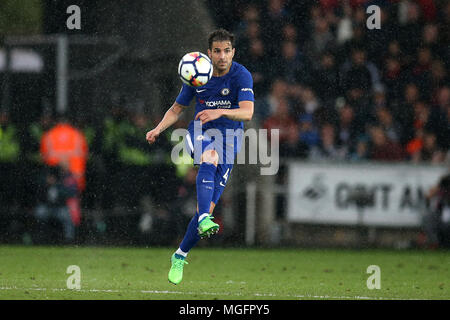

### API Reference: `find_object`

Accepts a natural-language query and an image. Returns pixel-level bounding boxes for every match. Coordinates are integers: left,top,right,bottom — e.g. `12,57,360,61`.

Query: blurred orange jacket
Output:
40,123,88,191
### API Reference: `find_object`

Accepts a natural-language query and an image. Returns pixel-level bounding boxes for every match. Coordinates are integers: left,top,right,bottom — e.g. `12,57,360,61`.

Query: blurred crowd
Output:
1,0,449,245
0,107,186,244
211,0,450,163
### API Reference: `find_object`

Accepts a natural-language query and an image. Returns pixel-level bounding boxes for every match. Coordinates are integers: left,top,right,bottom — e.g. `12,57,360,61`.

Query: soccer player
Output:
146,29,254,285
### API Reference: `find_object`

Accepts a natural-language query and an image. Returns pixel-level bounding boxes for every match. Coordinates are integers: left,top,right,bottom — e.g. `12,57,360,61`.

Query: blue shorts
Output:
185,123,237,204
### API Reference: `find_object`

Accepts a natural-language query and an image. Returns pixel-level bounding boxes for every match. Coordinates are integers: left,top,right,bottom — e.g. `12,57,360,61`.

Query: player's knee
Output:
201,150,219,166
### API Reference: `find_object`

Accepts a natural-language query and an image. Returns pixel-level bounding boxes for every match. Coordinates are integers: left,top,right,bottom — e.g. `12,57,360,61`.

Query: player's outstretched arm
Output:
146,102,187,144
223,100,254,121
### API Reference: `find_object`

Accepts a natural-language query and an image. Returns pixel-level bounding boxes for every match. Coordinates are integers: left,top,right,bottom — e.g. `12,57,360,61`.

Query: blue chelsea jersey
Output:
175,61,254,135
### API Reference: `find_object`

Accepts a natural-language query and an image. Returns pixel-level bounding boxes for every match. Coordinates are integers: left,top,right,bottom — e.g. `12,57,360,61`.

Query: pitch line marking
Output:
0,286,409,300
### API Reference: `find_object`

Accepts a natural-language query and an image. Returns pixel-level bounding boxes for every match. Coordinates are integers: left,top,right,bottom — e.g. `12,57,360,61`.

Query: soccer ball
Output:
178,52,213,87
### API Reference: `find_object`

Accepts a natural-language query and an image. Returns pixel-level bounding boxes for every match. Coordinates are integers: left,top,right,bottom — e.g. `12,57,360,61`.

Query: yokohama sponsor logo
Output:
205,100,232,108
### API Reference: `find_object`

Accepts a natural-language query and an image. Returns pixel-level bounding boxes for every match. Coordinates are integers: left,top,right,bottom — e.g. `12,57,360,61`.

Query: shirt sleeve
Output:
237,68,254,102
175,84,196,106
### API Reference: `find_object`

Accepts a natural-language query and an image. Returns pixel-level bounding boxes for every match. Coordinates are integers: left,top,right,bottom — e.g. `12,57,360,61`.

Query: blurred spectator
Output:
298,86,335,129
298,113,320,149
40,116,88,227
382,39,406,104
262,97,298,146
405,101,432,157
411,131,445,164
398,0,424,63
432,86,450,150
312,51,341,107
396,83,420,144
260,0,289,57
299,87,321,116
235,20,261,61
28,111,54,164
282,23,299,43
234,3,261,39
119,111,159,167
40,116,89,192
279,123,309,158
304,16,336,64
421,23,443,58
408,46,433,100
437,2,450,57
404,80,422,103
386,39,403,60
352,4,369,24
423,173,450,248
0,110,20,207
242,38,271,98
374,106,402,144
341,46,381,96
430,60,449,95
372,88,388,110
276,40,310,85
349,135,369,162
309,122,347,161
368,125,404,161
255,78,290,123
117,111,173,208
337,23,366,66
34,164,78,243
0,110,20,164
417,0,437,22
335,2,353,45
383,39,405,77
411,100,447,149
382,56,404,105
434,86,450,113
336,102,360,154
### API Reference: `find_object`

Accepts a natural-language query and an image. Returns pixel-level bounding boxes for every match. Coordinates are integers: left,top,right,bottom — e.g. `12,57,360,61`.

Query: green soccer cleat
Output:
197,215,220,238
168,253,188,285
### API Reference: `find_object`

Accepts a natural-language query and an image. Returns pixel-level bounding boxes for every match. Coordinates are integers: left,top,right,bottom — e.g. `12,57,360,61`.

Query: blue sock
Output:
178,163,217,254
179,211,200,253
196,162,217,220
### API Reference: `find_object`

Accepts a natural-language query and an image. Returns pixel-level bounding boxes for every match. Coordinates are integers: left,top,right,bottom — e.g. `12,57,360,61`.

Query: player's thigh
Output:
185,130,220,165
201,149,219,166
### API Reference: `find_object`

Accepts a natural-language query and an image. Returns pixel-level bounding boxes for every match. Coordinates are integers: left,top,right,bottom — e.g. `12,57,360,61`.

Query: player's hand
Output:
146,128,160,144
195,109,223,125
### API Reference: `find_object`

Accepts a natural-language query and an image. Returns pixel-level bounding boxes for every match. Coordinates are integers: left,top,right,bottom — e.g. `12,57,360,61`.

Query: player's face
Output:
208,41,235,75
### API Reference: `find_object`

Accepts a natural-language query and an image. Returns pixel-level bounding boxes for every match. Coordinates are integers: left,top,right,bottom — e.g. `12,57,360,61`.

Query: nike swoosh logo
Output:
220,182,226,187
202,179,214,183
196,89,207,93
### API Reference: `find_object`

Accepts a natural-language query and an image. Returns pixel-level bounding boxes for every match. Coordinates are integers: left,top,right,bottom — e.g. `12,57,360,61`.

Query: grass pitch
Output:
0,245,448,300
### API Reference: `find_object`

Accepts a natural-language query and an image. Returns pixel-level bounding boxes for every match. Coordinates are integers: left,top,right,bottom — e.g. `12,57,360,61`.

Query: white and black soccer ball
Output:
178,52,213,87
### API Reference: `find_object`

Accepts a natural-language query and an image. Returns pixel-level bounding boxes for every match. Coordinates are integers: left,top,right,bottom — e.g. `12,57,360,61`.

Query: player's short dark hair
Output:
208,29,235,49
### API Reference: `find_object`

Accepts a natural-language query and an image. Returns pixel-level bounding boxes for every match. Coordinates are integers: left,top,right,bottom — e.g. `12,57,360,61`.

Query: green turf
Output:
0,245,448,300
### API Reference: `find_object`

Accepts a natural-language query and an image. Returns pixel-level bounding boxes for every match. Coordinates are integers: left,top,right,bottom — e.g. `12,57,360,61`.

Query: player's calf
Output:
196,150,218,222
